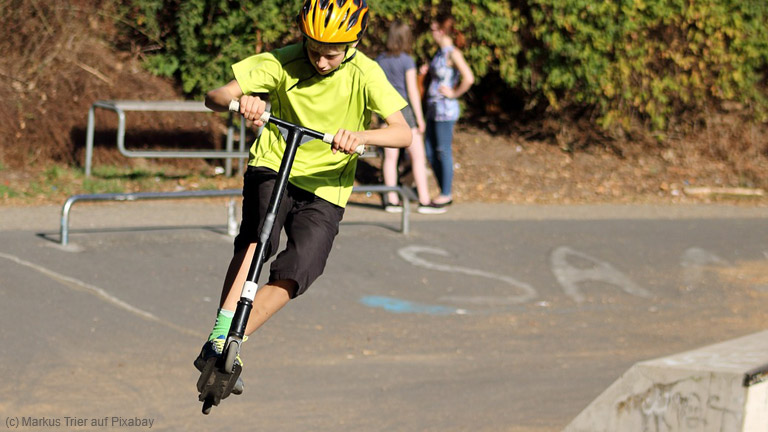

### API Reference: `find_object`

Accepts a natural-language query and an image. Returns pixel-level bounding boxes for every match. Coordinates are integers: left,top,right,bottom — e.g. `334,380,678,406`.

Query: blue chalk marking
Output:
360,296,462,315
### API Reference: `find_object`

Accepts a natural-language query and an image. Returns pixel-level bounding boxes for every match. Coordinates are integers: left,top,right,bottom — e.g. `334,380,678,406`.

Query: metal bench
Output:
84,100,248,177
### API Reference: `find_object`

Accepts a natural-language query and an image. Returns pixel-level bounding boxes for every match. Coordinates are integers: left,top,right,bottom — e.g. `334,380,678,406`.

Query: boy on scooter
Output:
196,0,411,395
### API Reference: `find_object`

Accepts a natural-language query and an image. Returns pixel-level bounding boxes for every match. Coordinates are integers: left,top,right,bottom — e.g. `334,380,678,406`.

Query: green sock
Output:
208,308,235,341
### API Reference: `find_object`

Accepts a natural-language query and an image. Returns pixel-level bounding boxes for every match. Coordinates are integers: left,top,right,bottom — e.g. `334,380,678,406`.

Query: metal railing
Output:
59,185,410,246
65,100,411,246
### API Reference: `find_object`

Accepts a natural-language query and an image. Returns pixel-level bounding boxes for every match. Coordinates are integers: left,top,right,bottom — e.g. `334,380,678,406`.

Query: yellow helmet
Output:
298,0,369,44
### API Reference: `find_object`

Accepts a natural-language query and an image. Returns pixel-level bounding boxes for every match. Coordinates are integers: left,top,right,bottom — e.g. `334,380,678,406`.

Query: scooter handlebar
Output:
228,100,364,155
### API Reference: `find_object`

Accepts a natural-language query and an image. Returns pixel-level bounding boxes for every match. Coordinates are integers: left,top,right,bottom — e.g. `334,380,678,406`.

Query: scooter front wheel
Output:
224,339,241,373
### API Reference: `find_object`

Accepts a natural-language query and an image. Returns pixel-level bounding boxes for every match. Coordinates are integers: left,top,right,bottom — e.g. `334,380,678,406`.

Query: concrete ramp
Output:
565,330,768,432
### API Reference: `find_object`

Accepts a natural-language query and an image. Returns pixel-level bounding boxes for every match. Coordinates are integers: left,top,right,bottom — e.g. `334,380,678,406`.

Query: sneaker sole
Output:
417,208,447,214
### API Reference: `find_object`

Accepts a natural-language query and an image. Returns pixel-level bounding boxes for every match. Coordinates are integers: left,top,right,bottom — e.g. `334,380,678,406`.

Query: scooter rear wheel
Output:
202,398,214,415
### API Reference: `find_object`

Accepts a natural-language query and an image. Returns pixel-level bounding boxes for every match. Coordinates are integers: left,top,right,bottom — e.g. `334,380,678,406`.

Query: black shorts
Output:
234,166,345,297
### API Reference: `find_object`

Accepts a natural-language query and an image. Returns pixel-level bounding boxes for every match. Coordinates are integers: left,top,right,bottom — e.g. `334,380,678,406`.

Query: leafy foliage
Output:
525,0,768,130
119,0,768,132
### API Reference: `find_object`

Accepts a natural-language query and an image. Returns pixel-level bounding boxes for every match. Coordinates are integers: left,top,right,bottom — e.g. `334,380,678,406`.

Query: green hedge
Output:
119,0,768,131
527,0,768,130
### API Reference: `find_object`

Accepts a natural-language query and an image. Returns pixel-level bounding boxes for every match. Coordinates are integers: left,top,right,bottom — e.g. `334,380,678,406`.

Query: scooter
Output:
197,100,364,414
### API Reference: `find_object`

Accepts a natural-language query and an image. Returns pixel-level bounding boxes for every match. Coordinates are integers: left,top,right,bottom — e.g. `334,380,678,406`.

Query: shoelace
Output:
211,336,247,365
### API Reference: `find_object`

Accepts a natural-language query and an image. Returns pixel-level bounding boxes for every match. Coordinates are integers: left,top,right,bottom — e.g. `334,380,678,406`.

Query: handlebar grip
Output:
351,142,366,156
318,133,365,156
228,100,270,123
228,99,364,156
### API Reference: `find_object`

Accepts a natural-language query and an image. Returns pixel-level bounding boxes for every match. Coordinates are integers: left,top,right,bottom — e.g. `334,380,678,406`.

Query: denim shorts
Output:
234,166,345,297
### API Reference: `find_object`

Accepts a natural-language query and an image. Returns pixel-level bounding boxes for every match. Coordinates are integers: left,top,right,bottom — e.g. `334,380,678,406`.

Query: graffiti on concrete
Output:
397,245,537,305
361,244,767,314
680,247,727,291
616,380,740,432
550,246,651,303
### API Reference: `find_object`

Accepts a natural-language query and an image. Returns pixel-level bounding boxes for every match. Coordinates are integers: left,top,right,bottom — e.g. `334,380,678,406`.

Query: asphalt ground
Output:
1,200,768,431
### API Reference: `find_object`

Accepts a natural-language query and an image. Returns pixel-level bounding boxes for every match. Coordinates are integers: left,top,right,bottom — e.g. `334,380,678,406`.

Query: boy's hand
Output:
331,129,365,155
238,95,268,127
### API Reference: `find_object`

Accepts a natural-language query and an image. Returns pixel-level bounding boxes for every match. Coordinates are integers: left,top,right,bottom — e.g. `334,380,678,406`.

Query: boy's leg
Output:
196,245,289,335
217,243,255,309
269,185,343,299
196,166,290,395
214,165,294,336
195,247,295,388
219,242,297,336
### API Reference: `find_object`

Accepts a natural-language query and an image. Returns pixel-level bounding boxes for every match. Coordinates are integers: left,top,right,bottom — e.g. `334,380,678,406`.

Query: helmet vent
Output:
325,3,334,28
338,9,349,30
347,9,360,31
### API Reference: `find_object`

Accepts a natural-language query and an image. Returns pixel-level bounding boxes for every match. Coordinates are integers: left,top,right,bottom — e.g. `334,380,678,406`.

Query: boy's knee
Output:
268,279,298,298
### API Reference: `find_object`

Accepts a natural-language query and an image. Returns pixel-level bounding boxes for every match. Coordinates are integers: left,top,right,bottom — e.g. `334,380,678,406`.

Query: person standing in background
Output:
376,22,443,214
421,13,475,210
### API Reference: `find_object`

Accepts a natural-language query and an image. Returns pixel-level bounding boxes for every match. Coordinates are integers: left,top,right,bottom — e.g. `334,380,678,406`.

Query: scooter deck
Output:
196,357,242,415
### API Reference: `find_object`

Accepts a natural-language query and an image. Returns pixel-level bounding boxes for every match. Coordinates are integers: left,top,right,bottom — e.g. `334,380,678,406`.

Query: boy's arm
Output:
205,80,243,112
332,111,411,155
205,80,268,127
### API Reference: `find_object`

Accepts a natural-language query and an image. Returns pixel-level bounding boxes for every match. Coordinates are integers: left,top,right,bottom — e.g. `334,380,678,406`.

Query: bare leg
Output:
407,128,431,205
382,147,401,205
219,243,296,336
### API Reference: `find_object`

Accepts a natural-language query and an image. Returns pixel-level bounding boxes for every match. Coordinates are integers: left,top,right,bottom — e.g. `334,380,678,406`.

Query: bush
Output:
119,0,768,132
118,0,302,94
525,0,768,130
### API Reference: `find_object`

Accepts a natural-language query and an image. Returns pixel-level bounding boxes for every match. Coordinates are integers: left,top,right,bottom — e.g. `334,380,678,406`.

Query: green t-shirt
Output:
232,43,407,207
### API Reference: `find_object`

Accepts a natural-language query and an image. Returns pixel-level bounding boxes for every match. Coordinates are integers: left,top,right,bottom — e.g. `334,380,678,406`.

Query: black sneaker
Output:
194,336,245,395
